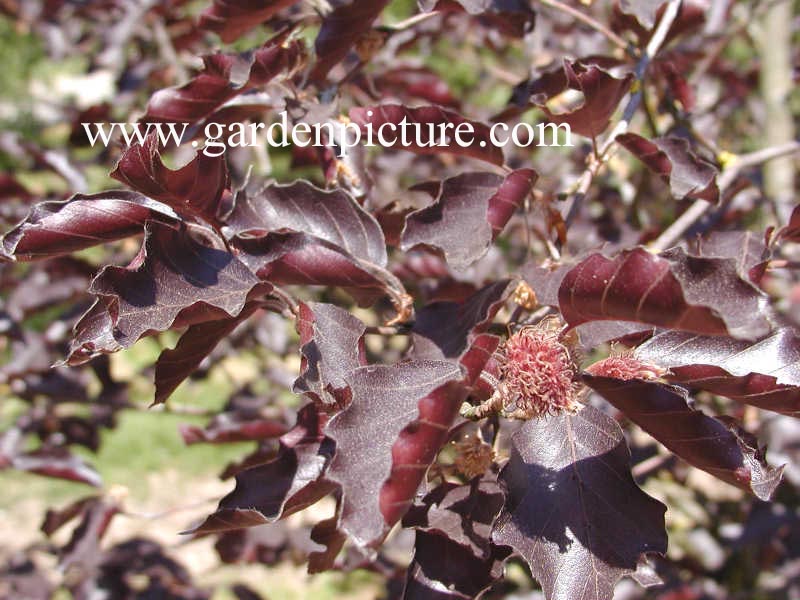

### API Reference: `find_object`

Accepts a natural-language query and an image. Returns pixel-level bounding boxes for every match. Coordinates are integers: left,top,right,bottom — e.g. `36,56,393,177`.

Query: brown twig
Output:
649,141,800,252
562,0,682,229
538,0,629,51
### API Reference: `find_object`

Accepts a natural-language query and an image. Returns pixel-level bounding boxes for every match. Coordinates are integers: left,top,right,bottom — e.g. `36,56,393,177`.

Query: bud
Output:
454,435,495,479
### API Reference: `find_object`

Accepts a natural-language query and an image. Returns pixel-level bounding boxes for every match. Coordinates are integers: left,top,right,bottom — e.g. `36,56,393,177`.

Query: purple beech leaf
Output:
110,134,229,224
294,302,367,410
520,261,571,307
69,221,268,364
236,232,391,306
308,515,347,574
179,415,289,445
226,181,405,307
411,279,514,358
506,59,633,139
190,403,336,534
401,170,537,269
493,405,667,600
691,230,770,284
778,204,800,242
154,303,265,405
94,538,202,598
226,180,387,266
1,191,177,261
635,328,800,418
44,496,120,576
349,104,505,166
326,360,464,547
369,67,461,109
68,301,124,364
42,496,100,536
619,0,666,29
558,246,772,340
10,448,102,487
144,33,305,125
617,133,719,202
310,0,391,82
584,375,784,500
418,0,535,37
199,0,302,43
401,477,508,599
294,289,505,549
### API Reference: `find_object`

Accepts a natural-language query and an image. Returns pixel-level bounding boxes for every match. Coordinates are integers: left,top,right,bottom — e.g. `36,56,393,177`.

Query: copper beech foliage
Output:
1,1,799,599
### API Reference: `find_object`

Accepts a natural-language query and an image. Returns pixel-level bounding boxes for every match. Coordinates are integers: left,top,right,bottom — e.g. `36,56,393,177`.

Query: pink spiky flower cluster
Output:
584,353,667,381
497,323,578,419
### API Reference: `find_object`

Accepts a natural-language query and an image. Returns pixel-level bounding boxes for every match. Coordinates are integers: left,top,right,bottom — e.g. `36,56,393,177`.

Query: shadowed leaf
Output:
69,222,268,363
401,170,537,269
326,360,464,547
401,477,508,599
310,0,391,82
199,0,302,43
618,134,719,202
584,375,784,500
191,403,336,534
294,302,367,410
493,405,667,600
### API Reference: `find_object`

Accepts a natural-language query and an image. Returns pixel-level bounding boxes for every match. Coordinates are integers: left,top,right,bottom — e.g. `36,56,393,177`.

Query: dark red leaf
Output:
191,403,336,533
69,222,268,363
294,302,367,410
154,303,265,405
410,279,513,358
401,477,508,599
401,170,537,269
308,515,347,573
558,246,772,340
349,104,505,166
236,232,392,307
635,328,800,418
226,180,387,266
418,0,536,37
516,59,633,139
617,134,719,202
690,230,770,284
369,67,461,109
584,374,784,500
310,0,391,82
492,405,667,600
10,447,102,487
144,33,305,125
198,0,302,43
778,204,800,242
326,360,464,547
226,180,406,307
1,191,176,261
619,0,666,29
179,416,288,445
110,134,229,224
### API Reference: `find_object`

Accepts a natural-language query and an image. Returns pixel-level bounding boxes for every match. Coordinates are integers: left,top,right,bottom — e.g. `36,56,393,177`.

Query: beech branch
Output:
649,141,800,252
